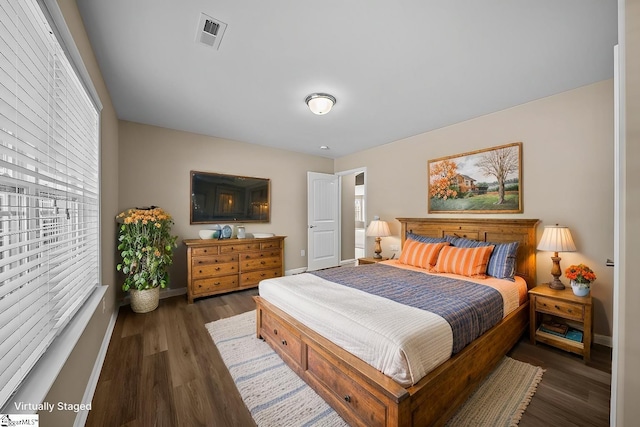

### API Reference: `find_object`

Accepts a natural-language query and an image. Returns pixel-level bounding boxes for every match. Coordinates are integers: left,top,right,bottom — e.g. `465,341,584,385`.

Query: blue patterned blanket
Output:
310,264,503,354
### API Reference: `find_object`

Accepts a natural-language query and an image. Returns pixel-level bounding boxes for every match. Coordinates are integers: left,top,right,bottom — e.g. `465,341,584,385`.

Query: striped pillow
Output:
486,241,519,280
398,240,449,270
433,245,495,278
449,237,519,281
406,232,447,244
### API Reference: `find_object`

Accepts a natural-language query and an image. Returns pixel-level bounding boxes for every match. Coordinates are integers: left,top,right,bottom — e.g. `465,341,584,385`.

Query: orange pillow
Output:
433,245,495,278
398,240,449,269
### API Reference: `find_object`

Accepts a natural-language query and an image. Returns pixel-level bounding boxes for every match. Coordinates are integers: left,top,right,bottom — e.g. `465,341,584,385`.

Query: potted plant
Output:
565,263,596,297
116,206,178,313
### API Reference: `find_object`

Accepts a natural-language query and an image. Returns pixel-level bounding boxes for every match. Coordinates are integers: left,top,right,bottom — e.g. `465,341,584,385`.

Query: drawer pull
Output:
273,329,278,335
203,249,208,253
199,270,203,274
214,282,221,286
215,267,221,271
281,340,287,346
260,273,266,277
568,309,573,313
344,395,351,403
261,261,266,265
555,305,560,309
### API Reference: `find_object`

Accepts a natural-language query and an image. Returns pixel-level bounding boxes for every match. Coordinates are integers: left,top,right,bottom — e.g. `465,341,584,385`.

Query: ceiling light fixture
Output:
305,93,336,115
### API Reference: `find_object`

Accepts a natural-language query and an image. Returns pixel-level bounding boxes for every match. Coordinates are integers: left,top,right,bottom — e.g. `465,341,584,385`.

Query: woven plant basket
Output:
129,287,160,313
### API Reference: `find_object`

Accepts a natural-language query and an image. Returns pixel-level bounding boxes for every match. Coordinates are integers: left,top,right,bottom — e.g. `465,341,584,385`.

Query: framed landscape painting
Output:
428,142,523,213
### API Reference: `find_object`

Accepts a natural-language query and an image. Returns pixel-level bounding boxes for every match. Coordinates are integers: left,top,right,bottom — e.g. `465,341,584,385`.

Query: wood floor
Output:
86,289,611,427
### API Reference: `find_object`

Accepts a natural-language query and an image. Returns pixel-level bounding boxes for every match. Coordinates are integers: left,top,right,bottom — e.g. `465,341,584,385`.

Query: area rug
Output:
206,311,544,427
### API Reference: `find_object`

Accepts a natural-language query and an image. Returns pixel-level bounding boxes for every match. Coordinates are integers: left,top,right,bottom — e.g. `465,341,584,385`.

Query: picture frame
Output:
428,142,523,214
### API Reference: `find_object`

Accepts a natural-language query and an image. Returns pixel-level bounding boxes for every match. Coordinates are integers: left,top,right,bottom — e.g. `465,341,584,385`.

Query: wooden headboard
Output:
396,218,540,289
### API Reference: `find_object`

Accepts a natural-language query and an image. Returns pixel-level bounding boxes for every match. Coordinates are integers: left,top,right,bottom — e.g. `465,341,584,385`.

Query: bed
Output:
254,218,539,427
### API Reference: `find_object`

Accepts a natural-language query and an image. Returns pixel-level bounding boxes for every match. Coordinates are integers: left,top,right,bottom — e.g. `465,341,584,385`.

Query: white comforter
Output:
258,263,524,387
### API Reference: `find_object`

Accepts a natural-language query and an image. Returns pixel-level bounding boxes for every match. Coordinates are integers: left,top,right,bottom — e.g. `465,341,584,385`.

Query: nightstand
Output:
358,257,389,265
529,285,593,361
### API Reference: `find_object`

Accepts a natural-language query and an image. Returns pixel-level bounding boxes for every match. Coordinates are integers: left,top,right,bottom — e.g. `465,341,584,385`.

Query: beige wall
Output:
39,1,120,426
335,80,615,339
118,121,334,295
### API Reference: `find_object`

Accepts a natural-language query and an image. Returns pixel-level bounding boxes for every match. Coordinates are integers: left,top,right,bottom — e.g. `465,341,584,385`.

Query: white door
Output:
307,172,340,271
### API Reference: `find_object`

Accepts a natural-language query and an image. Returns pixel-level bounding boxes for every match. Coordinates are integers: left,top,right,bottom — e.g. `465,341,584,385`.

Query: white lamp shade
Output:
305,93,336,115
366,220,391,238
536,225,577,252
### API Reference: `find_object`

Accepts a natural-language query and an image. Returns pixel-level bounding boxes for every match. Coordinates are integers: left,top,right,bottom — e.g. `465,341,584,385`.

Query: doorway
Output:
354,172,365,259
337,167,366,264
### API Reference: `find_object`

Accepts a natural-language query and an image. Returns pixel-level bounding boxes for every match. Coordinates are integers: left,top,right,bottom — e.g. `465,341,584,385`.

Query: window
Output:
0,0,101,407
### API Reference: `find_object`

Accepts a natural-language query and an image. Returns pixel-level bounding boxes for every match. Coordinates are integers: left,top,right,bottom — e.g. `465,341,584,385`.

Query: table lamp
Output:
536,224,577,289
366,216,391,259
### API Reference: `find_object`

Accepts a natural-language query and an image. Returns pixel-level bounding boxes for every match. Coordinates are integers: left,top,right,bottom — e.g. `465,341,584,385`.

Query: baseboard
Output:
594,333,613,348
285,267,307,276
73,303,119,427
121,286,187,306
287,260,358,276
159,287,187,299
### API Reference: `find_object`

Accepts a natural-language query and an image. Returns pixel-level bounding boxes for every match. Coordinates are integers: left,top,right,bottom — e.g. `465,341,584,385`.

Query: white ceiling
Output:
76,0,617,159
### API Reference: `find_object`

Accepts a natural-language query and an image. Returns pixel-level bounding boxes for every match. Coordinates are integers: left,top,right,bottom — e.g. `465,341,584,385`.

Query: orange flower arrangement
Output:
565,264,596,285
116,207,178,291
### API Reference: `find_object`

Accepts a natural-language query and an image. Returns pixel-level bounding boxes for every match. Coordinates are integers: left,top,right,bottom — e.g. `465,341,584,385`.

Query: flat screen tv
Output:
190,171,270,224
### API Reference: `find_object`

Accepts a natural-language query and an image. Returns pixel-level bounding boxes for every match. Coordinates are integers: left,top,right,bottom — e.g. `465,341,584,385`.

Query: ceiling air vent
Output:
196,13,227,50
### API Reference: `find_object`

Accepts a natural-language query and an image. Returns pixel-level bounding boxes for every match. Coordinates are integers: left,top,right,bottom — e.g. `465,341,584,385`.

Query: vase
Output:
570,280,590,297
130,287,160,313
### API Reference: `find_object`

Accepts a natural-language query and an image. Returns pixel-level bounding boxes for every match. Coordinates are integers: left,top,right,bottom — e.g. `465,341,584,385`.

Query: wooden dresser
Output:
184,236,285,303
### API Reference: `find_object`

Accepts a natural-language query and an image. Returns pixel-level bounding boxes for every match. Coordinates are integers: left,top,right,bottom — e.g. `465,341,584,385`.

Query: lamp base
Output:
373,237,383,259
547,278,566,290
547,254,565,290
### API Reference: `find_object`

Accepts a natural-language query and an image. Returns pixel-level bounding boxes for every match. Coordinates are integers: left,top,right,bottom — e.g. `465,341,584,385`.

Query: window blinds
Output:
0,0,100,407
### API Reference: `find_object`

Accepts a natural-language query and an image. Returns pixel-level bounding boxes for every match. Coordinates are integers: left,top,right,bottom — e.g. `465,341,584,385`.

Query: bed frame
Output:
254,218,539,427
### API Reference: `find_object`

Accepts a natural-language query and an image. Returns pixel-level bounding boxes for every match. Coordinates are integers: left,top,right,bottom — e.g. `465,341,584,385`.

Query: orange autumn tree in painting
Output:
429,159,458,199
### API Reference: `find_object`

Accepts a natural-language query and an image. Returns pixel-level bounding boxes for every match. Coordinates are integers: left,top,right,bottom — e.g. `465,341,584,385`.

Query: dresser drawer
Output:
260,240,281,250
192,262,237,279
307,346,386,427
240,268,282,287
240,250,281,262
192,246,219,257
220,242,260,253
241,256,282,272
192,275,238,294
536,296,584,321
261,311,302,365
192,253,238,266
